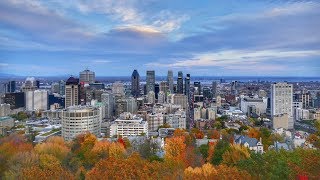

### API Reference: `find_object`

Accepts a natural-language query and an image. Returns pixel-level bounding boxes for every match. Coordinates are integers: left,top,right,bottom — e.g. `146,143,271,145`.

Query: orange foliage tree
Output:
247,128,261,139
184,163,251,179
164,136,187,167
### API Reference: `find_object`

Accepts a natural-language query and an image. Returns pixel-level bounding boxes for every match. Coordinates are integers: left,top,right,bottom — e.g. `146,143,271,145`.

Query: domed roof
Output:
66,76,79,85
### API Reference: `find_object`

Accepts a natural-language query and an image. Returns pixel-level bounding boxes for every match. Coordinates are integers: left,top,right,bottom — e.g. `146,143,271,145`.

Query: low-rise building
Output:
110,112,148,137
234,135,264,153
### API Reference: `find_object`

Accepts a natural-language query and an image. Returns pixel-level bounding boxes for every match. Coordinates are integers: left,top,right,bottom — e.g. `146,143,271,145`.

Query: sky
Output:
0,0,319,77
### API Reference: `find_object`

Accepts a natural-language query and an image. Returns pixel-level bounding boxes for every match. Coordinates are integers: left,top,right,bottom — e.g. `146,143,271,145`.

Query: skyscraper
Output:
131,69,140,97
271,82,293,129
101,93,114,119
6,81,15,93
146,70,155,94
194,82,201,95
212,81,217,98
65,76,79,108
167,70,174,93
177,71,183,94
79,69,95,84
59,80,66,95
184,74,190,97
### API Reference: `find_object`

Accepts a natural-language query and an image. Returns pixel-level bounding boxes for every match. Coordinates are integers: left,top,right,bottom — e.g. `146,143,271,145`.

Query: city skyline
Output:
0,0,320,77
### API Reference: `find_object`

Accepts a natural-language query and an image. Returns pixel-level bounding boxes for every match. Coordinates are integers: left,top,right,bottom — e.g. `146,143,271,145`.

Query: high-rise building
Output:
125,97,137,114
62,106,101,141
59,80,66,95
79,69,95,84
159,81,169,95
212,81,217,98
4,92,25,109
51,83,60,93
194,82,201,95
271,82,293,129
131,70,140,97
5,81,15,93
25,90,48,111
65,77,79,108
112,81,125,96
147,91,156,104
158,91,166,104
101,93,114,119
147,113,164,132
146,70,155,94
231,81,238,95
167,70,174,93
184,74,190,97
177,71,183,94
21,77,37,92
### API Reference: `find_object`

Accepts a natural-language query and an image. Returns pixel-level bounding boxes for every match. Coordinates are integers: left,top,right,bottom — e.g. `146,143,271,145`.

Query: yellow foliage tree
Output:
222,144,250,166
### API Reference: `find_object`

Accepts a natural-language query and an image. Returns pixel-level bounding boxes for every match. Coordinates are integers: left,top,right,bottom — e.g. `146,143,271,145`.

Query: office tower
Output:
184,74,190,97
25,91,34,111
59,80,66,95
51,83,60,93
62,106,101,141
4,92,25,109
159,81,169,95
155,83,160,99
177,71,183,94
125,97,137,114
146,70,155,94
271,82,293,129
65,76,79,108
147,91,156,104
158,91,166,104
212,81,217,98
79,69,95,84
112,81,125,96
167,70,174,93
36,80,40,89
203,87,212,99
171,94,188,109
131,69,140,97
101,93,114,119
231,81,238,95
194,82,201,95
6,81,15,93
21,77,37,92
25,90,48,111
34,90,48,110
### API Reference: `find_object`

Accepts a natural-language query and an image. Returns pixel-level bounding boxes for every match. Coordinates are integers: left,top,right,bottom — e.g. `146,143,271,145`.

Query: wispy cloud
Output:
146,49,320,68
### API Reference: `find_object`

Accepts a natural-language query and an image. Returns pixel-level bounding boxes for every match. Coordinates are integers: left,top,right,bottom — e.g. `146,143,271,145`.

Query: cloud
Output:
92,60,112,64
0,0,96,45
146,49,320,68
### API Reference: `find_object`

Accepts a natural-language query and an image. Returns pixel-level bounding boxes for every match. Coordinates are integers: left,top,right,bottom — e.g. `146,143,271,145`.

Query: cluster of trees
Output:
1,129,320,179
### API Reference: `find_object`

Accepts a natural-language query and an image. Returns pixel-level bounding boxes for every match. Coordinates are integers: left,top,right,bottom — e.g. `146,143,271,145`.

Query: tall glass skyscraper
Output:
131,69,140,97
167,70,174,93
146,70,155,94
184,74,190,97
177,71,183,94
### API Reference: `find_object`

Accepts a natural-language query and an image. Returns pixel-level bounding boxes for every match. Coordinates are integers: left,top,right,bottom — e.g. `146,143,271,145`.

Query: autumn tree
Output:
35,136,70,162
164,136,187,167
222,144,250,166
86,153,174,179
208,129,220,139
0,134,33,176
184,163,251,180
247,127,261,139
